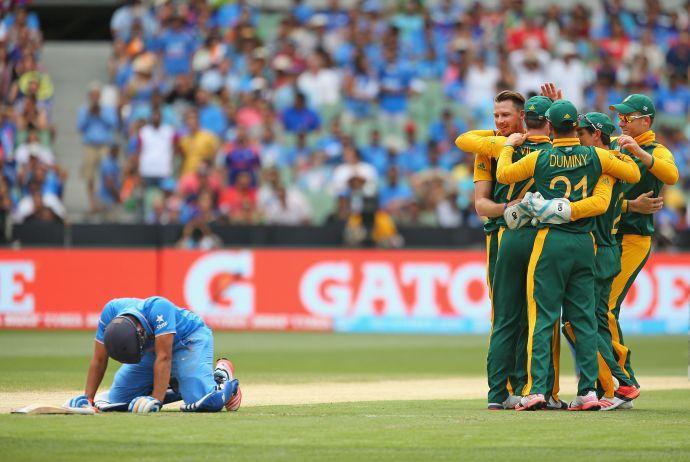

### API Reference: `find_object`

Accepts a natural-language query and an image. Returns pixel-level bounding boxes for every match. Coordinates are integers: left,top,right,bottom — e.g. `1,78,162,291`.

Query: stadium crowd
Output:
0,1,689,247
0,3,67,231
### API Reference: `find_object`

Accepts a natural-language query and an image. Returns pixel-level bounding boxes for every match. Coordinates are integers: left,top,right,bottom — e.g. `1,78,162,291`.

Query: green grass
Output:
0,331,686,391
0,331,688,461
2,391,690,461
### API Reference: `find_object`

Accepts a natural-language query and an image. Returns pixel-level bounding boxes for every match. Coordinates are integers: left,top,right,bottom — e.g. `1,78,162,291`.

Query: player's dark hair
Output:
582,126,611,147
553,126,577,137
525,119,547,129
494,90,525,110
601,132,611,146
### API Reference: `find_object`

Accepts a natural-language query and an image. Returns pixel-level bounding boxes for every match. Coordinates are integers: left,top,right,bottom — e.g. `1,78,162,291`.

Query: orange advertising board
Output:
0,248,687,334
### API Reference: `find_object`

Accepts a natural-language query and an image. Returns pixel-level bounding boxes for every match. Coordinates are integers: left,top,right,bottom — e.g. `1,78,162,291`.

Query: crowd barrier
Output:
0,248,687,334
10,223,486,247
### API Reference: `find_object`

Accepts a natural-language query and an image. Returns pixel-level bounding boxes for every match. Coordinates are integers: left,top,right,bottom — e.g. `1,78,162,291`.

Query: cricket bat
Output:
11,404,96,415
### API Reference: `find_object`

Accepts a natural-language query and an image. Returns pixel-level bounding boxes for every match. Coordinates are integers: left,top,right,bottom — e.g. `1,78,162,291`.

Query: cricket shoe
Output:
503,395,521,410
545,396,568,410
487,395,521,410
214,358,242,411
618,400,633,410
614,385,640,402
599,396,627,411
515,394,546,411
568,391,601,411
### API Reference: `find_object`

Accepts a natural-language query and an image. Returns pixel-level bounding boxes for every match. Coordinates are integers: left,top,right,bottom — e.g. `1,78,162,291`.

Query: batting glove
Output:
128,396,161,414
528,193,572,225
503,192,534,230
64,394,91,408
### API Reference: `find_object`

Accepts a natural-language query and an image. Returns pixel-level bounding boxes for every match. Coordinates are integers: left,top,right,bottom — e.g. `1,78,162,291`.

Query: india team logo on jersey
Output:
184,251,255,316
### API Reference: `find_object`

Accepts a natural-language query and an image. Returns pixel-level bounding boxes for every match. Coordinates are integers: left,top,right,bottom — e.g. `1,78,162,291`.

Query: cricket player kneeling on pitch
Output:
65,296,242,414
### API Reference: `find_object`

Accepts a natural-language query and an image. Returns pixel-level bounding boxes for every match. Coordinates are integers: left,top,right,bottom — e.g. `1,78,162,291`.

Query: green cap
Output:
609,94,655,117
577,112,616,136
545,99,578,130
524,96,552,120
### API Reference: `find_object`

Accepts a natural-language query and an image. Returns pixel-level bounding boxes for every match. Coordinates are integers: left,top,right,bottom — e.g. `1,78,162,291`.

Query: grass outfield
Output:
0,331,688,461
0,331,686,390
2,391,690,462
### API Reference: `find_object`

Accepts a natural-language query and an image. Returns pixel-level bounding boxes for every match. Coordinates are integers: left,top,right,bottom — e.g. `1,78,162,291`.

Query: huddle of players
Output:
456,84,678,411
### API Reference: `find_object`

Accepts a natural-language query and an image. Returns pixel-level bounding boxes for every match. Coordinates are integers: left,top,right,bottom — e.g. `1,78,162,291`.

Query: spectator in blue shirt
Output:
0,106,16,168
665,128,690,188
77,84,119,212
281,92,321,134
360,129,388,176
379,164,413,216
153,14,197,77
127,90,179,130
224,127,261,187
259,126,288,169
378,47,415,131
284,131,313,169
428,108,467,164
110,0,157,41
196,89,228,138
665,31,690,76
398,124,428,174
215,0,258,29
315,119,345,164
324,0,350,31
343,53,379,120
428,108,466,144
292,0,314,24
3,6,41,31
429,0,462,42
391,0,426,60
100,145,122,217
655,72,690,126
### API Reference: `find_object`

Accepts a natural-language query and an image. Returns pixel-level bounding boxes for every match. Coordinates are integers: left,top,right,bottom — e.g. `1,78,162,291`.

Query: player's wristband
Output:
503,203,507,211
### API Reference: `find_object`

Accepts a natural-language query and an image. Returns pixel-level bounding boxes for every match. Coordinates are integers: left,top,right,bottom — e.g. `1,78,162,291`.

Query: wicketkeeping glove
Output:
64,394,91,408
527,192,572,224
503,192,534,230
128,396,161,414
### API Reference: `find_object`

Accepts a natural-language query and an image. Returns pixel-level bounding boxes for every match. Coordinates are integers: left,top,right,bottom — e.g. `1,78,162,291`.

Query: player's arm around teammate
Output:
497,132,616,222
456,127,515,218
455,129,505,158
624,191,664,215
496,137,640,186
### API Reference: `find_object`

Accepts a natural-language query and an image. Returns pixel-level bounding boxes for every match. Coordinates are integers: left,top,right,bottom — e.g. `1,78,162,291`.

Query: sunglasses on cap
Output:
617,113,649,123
577,113,597,130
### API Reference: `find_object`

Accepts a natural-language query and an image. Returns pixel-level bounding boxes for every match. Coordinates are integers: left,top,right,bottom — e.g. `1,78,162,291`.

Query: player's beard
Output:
496,121,522,137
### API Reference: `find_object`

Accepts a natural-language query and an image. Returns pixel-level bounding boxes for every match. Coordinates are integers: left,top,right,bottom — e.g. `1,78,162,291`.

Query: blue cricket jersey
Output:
95,297,206,349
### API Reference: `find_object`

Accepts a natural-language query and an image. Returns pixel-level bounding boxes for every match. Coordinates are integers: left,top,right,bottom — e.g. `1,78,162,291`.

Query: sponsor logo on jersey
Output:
155,314,168,330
